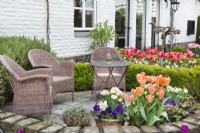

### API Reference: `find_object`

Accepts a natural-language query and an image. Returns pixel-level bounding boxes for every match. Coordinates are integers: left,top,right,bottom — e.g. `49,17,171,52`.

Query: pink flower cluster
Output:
120,47,195,63
188,43,200,49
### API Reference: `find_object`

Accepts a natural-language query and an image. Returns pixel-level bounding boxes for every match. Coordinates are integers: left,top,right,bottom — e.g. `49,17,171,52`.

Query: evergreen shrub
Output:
74,63,94,91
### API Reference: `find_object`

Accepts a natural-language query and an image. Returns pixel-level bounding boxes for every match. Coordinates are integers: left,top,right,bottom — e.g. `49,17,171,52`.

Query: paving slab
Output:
122,126,141,133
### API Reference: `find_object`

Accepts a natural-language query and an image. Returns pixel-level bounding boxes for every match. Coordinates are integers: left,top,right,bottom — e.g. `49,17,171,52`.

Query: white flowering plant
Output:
164,86,197,121
91,87,127,120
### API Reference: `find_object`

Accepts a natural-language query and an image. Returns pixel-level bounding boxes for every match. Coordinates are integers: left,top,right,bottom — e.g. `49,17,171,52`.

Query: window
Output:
187,20,195,35
74,0,96,31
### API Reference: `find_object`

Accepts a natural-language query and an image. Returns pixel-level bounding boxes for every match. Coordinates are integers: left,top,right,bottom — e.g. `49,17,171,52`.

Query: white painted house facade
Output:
0,0,200,57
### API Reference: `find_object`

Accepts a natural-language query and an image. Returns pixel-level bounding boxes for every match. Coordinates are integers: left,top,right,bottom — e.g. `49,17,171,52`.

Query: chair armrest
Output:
16,68,52,82
32,64,52,69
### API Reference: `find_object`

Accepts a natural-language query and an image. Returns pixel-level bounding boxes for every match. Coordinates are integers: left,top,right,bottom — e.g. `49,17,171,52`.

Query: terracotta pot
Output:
105,53,112,63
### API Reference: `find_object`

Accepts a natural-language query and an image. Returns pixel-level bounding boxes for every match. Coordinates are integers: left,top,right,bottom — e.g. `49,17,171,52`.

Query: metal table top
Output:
90,61,131,68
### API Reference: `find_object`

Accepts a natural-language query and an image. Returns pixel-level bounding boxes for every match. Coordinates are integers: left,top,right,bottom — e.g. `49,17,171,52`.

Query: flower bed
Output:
117,47,197,68
188,43,200,58
92,72,199,128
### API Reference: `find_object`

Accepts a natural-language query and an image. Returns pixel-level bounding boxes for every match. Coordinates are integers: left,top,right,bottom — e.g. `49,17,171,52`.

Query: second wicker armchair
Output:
28,49,75,101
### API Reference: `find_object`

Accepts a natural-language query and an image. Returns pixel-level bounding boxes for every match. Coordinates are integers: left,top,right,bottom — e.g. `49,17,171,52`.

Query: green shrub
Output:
126,64,200,98
172,48,186,53
74,63,94,91
0,36,52,105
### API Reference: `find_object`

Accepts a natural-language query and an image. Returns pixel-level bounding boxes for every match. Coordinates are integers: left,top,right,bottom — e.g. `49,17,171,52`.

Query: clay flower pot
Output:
105,53,112,63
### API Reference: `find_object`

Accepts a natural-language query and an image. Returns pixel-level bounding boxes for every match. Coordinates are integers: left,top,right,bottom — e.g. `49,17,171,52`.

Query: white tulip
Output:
111,95,118,100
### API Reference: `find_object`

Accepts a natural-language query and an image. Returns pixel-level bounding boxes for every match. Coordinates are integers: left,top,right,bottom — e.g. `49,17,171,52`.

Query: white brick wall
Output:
159,0,200,45
0,0,115,57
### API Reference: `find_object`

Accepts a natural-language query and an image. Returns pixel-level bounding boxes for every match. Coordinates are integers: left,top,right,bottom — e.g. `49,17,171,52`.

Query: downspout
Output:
46,0,50,45
127,0,130,48
157,0,160,47
144,0,147,50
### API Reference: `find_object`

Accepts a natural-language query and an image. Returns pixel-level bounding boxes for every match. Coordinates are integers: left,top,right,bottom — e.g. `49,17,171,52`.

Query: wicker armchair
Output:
0,55,52,115
90,47,126,93
28,49,75,100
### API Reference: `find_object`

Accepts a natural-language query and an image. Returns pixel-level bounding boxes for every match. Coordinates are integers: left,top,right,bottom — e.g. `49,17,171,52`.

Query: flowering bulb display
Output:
118,47,197,68
127,72,170,126
92,87,127,121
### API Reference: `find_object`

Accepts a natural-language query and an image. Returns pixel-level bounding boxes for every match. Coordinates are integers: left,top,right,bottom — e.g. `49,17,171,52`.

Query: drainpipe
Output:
142,0,147,51
127,0,130,48
156,0,160,47
46,0,50,45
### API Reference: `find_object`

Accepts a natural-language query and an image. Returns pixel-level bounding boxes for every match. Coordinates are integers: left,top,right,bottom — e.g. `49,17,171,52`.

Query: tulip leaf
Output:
160,112,169,121
149,115,161,126
139,106,147,121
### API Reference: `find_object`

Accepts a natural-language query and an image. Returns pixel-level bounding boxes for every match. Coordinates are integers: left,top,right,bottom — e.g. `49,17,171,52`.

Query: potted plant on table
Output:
91,87,127,126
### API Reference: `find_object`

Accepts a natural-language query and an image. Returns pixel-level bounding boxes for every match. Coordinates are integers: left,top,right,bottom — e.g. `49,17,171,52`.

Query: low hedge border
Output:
75,63,200,99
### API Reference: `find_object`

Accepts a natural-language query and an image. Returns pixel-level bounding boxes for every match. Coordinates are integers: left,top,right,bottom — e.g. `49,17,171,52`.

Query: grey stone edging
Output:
0,111,200,133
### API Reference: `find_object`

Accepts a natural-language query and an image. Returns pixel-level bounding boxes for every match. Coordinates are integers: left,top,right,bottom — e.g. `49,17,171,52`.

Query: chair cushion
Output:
53,76,72,82
97,73,122,77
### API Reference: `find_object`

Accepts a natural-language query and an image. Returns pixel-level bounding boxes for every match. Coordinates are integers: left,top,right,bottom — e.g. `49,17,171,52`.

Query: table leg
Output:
117,67,128,92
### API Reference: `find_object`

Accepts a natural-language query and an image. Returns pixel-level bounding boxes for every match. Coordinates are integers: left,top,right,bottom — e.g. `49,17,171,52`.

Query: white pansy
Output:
183,88,188,93
98,101,108,111
111,95,118,100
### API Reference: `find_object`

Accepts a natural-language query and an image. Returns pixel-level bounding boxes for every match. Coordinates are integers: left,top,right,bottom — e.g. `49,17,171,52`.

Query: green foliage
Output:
74,63,94,91
0,36,52,105
126,64,200,99
89,20,115,49
62,106,91,127
196,16,200,44
136,13,142,35
172,48,186,53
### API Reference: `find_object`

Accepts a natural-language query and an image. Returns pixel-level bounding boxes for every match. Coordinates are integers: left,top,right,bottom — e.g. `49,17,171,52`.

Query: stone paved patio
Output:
2,90,130,127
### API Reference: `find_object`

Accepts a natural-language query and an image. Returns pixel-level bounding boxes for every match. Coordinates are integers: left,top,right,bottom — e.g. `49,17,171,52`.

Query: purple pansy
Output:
93,105,100,112
16,130,24,133
181,125,189,133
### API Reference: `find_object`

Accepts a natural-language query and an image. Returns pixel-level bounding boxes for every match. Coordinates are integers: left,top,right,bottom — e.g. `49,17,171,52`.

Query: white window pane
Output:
85,0,94,8
85,10,94,27
74,10,83,27
74,0,82,7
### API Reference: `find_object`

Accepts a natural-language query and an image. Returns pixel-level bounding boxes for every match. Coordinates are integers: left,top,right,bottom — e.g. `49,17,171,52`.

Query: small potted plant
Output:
62,106,91,128
91,87,127,126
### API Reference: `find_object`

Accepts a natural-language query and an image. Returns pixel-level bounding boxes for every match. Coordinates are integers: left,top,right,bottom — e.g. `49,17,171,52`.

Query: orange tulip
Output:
160,77,171,86
146,95,154,103
155,75,163,85
145,76,156,83
121,93,127,100
128,94,135,103
135,87,144,97
157,89,165,100
136,72,145,82
147,84,157,95
138,79,147,87
131,89,136,95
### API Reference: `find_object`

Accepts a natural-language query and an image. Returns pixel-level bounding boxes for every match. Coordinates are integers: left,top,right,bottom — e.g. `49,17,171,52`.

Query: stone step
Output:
39,124,64,133
140,125,161,133
158,123,180,133
26,122,52,133
172,121,200,133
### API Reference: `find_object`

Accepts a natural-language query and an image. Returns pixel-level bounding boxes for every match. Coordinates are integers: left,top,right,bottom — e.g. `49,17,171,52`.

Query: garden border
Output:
0,111,199,133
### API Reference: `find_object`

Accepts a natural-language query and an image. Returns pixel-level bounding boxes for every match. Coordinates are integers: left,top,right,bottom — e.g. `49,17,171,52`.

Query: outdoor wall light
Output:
164,0,180,12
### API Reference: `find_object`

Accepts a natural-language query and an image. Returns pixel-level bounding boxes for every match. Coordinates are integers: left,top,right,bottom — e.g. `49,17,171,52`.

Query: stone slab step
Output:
140,125,161,133
0,112,14,120
40,124,64,133
26,122,52,133
158,123,180,133
62,127,80,133
172,121,200,133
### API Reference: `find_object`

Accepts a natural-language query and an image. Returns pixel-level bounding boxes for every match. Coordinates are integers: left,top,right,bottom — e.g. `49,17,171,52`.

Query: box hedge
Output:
74,63,94,91
74,63,200,99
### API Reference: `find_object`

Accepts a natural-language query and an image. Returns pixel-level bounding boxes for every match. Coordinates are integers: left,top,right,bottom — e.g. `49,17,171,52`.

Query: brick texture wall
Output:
0,0,115,57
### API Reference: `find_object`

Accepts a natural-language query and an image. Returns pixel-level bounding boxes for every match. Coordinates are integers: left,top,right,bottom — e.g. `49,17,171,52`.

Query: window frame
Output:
74,0,96,31
187,20,195,36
